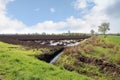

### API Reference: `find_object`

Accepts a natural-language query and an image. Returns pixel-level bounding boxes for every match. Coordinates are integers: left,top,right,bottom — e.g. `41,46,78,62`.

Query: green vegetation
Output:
55,36,120,80
0,42,92,80
98,22,110,36
90,29,95,36
81,36,120,64
100,35,120,44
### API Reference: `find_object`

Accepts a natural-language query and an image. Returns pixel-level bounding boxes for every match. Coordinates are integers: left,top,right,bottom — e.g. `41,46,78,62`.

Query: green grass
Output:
0,42,92,80
99,35,120,44
81,36,120,64
54,35,120,80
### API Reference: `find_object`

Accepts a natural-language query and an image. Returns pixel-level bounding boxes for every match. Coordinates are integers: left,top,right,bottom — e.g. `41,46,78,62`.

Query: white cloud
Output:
84,4,109,29
73,0,120,33
0,0,119,34
106,0,120,18
66,16,90,33
0,0,27,34
30,21,66,33
50,8,55,13
92,0,120,33
0,0,14,13
0,13,27,34
23,16,91,33
72,0,110,33
74,0,87,10
93,0,114,8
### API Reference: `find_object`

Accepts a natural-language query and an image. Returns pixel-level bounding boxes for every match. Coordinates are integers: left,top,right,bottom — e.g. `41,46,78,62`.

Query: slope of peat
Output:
54,36,120,80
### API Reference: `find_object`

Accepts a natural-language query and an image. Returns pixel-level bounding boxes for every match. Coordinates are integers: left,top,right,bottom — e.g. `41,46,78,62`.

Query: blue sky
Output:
7,0,78,26
0,0,120,34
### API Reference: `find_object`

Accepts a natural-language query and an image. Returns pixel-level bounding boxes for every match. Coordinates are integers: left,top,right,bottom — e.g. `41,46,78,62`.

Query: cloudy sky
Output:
0,0,120,34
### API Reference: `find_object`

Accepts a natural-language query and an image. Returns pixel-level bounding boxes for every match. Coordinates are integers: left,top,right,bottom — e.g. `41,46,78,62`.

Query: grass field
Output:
55,35,120,80
0,42,92,80
100,36,120,44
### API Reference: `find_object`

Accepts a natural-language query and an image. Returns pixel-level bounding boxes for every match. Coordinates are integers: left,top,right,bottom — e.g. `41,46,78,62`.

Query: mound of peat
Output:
77,55,120,74
0,35,90,48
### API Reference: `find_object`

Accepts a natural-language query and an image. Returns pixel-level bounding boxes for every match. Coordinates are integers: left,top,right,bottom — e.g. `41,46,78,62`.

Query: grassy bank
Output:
54,36,120,80
0,42,92,80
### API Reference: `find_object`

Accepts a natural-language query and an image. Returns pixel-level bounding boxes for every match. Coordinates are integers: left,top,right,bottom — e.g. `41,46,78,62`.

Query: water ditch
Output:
35,40,83,64
35,48,64,63
35,39,89,64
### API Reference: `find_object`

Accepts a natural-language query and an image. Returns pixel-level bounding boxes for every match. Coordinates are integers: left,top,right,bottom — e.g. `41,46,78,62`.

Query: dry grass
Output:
83,45,95,53
100,53,106,58
109,49,117,54
106,43,115,48
116,57,120,65
114,45,120,52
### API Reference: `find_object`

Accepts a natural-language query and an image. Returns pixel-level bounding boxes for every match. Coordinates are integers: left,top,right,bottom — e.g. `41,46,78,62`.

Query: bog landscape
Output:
0,31,120,80
0,0,120,80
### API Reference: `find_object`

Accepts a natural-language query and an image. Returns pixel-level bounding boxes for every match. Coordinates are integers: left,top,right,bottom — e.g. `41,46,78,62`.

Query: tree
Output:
98,22,110,36
90,29,95,36
42,32,46,35
68,30,71,35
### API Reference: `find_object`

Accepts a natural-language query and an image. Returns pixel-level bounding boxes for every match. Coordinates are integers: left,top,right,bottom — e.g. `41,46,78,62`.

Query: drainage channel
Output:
36,48,64,63
49,51,63,64
36,40,87,64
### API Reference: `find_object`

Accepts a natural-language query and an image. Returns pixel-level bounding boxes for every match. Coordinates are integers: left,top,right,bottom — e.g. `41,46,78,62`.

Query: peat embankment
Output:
35,48,64,63
77,55,120,74
62,54,120,79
